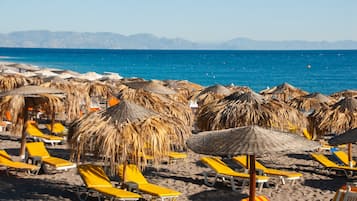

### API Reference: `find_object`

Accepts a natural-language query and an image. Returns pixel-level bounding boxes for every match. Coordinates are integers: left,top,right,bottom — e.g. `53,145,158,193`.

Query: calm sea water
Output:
0,47,356,95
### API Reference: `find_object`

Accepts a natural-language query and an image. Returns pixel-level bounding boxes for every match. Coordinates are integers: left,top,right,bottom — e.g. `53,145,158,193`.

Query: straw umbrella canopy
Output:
191,84,233,107
330,90,357,100
197,91,307,132
187,126,319,200
41,80,90,122
260,82,308,102
118,87,193,127
163,80,203,101
69,100,190,174
125,80,177,95
309,97,357,137
289,92,335,115
0,74,29,92
0,86,65,157
329,128,357,146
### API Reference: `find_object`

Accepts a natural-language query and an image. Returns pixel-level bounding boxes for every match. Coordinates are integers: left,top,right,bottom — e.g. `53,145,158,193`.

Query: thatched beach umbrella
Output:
330,90,357,100
69,100,190,174
309,97,357,136
191,84,233,107
289,92,335,115
197,91,307,132
329,128,357,146
310,97,357,166
118,88,193,127
163,80,203,101
0,86,65,157
42,80,90,122
0,74,28,92
125,80,177,95
187,126,319,200
260,82,308,102
329,128,357,167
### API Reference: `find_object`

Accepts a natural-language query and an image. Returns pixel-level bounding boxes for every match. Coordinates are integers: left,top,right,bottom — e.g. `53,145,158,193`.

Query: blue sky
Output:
1,0,356,42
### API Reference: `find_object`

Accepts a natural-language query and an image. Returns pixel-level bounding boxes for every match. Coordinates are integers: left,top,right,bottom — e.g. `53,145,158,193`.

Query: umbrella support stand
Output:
348,143,353,167
19,102,29,159
249,154,256,200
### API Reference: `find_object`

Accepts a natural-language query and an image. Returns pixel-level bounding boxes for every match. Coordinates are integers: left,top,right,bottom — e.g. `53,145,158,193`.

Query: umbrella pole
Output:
348,143,353,167
249,154,256,201
50,111,55,134
19,102,29,159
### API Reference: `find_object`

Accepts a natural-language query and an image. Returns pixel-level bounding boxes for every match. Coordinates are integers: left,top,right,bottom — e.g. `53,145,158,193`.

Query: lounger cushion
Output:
26,142,51,157
201,157,269,181
118,164,148,184
42,157,75,168
168,152,187,159
78,165,113,188
139,183,181,197
0,150,39,171
93,187,141,199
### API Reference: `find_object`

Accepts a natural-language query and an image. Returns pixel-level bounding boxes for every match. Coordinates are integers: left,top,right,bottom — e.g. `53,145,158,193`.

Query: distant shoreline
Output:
1,46,357,51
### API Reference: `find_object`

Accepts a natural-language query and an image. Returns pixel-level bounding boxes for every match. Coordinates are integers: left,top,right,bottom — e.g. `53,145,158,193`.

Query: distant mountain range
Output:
1,30,357,50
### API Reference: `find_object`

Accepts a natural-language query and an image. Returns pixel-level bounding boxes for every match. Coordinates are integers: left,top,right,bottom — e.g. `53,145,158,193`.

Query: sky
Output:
1,0,356,42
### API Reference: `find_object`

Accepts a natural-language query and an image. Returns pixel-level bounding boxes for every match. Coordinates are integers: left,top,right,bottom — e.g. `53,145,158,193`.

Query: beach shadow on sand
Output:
304,177,347,191
189,189,249,201
0,174,78,201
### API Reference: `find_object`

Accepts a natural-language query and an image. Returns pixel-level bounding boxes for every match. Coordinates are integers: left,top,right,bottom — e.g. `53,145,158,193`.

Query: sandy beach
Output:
0,61,356,201
1,131,354,201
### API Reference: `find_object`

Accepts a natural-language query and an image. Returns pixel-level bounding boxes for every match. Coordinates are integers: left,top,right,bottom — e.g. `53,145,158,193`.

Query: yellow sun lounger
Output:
45,122,67,136
77,164,141,201
200,157,269,192
0,150,40,175
311,153,357,177
26,142,76,172
333,151,357,167
118,164,181,201
233,155,302,185
26,123,64,146
240,195,270,201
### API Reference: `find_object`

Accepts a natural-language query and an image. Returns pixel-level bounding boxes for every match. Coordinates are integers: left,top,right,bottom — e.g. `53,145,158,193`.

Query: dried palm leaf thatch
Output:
289,92,335,114
25,76,44,86
260,82,308,102
309,97,357,137
125,80,177,95
69,100,190,172
0,92,65,135
0,74,29,92
191,84,233,107
163,80,203,101
42,80,90,122
118,88,193,127
88,81,113,97
196,91,307,133
330,90,357,100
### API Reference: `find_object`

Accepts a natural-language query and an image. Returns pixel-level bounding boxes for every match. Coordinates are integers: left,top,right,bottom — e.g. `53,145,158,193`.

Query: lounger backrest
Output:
26,142,50,157
118,164,148,184
201,157,237,175
233,155,267,170
46,123,65,133
333,151,356,166
311,153,338,168
0,150,12,160
26,123,45,137
78,165,113,188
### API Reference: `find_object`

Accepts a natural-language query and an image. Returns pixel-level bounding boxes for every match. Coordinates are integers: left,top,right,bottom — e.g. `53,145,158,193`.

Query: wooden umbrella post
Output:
50,111,55,134
249,154,256,201
348,143,353,167
19,102,29,159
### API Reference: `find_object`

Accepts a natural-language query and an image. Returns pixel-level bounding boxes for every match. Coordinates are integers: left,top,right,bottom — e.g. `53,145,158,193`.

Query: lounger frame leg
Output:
203,172,218,186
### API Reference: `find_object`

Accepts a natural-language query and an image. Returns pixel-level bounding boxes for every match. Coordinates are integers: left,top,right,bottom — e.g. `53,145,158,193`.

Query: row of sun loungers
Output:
200,156,302,192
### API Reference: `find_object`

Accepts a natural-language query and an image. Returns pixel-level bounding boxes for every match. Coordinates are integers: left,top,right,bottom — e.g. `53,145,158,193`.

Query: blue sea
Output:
0,47,356,95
